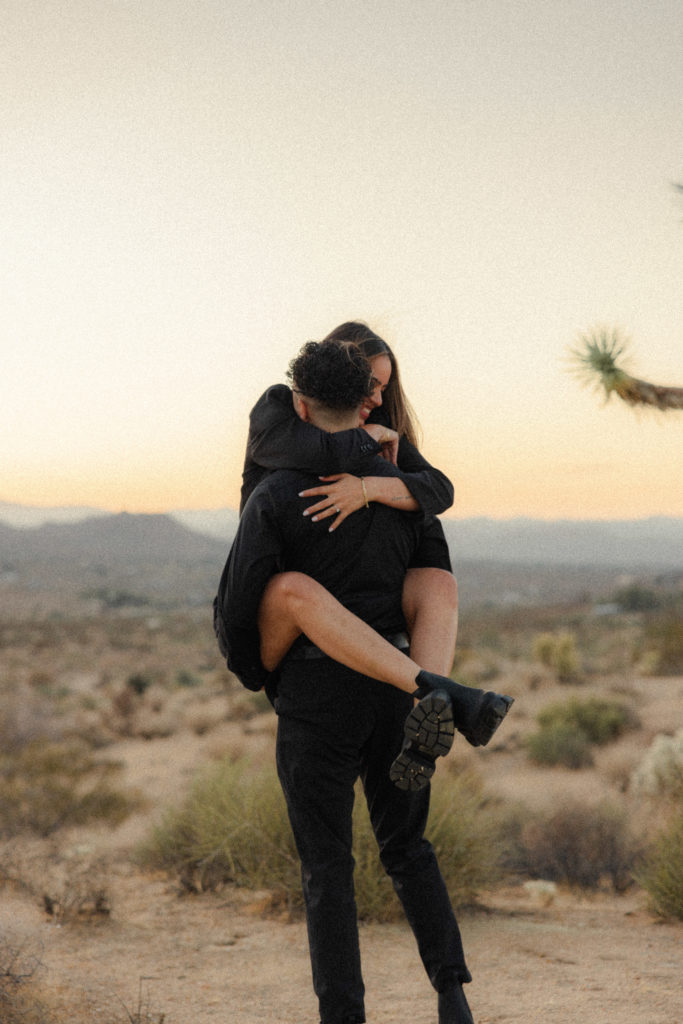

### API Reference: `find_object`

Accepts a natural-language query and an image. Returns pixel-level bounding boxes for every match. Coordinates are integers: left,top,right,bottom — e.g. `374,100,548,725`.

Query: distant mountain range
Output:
0,501,680,569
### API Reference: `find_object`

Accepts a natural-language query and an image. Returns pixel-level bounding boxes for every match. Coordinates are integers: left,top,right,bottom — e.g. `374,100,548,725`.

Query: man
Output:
215,338,489,1023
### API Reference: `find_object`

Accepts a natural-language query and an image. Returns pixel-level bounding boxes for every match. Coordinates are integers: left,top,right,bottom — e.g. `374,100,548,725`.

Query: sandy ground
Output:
2,864,681,1024
2,689,682,1024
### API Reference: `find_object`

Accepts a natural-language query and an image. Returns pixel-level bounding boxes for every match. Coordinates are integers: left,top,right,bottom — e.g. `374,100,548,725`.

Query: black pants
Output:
275,657,471,1024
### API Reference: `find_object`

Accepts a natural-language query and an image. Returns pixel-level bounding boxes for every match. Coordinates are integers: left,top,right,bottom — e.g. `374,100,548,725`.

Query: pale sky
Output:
3,0,682,520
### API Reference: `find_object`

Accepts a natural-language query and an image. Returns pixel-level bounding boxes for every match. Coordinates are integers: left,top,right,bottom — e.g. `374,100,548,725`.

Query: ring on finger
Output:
334,506,341,513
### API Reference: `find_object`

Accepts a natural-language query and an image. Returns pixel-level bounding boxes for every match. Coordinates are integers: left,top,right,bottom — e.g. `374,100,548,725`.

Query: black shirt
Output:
215,458,424,692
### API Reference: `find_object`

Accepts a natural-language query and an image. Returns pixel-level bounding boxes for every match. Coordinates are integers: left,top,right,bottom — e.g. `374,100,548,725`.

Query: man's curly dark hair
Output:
286,339,372,410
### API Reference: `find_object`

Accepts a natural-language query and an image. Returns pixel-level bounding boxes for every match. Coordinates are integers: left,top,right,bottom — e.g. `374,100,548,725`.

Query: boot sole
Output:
390,691,455,791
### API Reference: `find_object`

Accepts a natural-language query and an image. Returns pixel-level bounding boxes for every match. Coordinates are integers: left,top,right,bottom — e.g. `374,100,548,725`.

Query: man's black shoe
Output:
438,982,475,1024
414,670,514,748
389,690,454,791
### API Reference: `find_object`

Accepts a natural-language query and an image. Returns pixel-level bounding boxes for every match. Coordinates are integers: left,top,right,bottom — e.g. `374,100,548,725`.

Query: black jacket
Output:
239,384,454,517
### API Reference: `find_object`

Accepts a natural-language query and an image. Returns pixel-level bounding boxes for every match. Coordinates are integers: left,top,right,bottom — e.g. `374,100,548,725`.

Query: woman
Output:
226,326,513,763
241,322,459,681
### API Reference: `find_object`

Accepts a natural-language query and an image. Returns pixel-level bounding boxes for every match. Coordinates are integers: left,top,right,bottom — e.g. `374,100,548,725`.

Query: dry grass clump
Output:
139,756,501,920
637,807,683,920
0,740,141,837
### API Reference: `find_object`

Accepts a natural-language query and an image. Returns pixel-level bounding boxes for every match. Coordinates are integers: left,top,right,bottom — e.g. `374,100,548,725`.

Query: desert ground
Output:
1,563,682,1024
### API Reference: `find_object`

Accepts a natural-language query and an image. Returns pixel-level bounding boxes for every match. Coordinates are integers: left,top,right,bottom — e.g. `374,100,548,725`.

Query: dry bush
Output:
0,937,58,1024
40,855,112,925
0,686,64,754
1,839,112,927
116,980,166,1024
501,800,641,892
106,683,180,740
0,740,141,837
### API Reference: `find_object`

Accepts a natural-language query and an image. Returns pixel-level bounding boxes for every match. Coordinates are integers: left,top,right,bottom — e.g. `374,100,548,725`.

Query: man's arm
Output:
214,487,285,690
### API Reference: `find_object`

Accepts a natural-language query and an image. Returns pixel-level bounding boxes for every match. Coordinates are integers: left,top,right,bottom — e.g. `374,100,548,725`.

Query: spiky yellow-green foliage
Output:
637,807,683,920
139,756,501,918
571,327,683,410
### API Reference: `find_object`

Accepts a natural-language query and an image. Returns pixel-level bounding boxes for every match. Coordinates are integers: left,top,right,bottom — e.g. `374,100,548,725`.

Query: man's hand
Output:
362,423,399,465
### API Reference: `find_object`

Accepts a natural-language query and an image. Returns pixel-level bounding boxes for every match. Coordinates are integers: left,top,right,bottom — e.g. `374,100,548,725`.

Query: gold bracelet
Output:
360,477,369,508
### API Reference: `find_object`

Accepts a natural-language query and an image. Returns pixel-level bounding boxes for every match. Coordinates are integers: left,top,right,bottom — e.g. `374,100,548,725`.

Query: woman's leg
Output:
258,570,512,757
401,568,458,676
258,572,421,694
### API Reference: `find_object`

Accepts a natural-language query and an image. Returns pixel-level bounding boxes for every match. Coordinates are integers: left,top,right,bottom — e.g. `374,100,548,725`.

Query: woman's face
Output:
360,354,392,423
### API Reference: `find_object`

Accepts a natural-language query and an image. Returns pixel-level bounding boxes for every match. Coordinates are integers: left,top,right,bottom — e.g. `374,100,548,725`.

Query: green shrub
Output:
641,614,683,675
427,768,502,905
527,697,636,769
175,669,202,688
140,758,500,919
613,585,660,612
526,722,594,769
506,801,639,891
138,758,300,900
537,696,636,745
637,808,683,920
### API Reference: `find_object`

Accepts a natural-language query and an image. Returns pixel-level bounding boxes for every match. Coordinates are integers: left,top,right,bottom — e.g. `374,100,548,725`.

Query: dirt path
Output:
2,699,682,1024
2,860,681,1024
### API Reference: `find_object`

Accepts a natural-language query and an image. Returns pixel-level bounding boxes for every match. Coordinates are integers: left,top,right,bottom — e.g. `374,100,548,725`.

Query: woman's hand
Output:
299,474,367,532
362,423,399,465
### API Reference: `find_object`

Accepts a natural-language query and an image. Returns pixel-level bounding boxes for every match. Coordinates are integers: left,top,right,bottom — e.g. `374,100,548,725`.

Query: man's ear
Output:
292,392,311,422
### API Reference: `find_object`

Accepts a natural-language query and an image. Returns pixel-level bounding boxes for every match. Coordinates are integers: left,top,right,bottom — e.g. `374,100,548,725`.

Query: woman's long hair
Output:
322,322,420,447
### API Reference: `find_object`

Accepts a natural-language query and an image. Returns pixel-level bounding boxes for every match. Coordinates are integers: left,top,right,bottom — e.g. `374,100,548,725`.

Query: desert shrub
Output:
527,697,636,769
538,696,636,745
0,741,140,837
427,768,503,904
532,631,580,683
637,808,683,920
640,613,683,675
613,584,661,611
175,668,202,688
138,758,300,899
352,768,501,919
41,854,112,925
526,722,594,769
630,729,683,798
127,673,153,696
506,801,640,891
140,757,500,919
